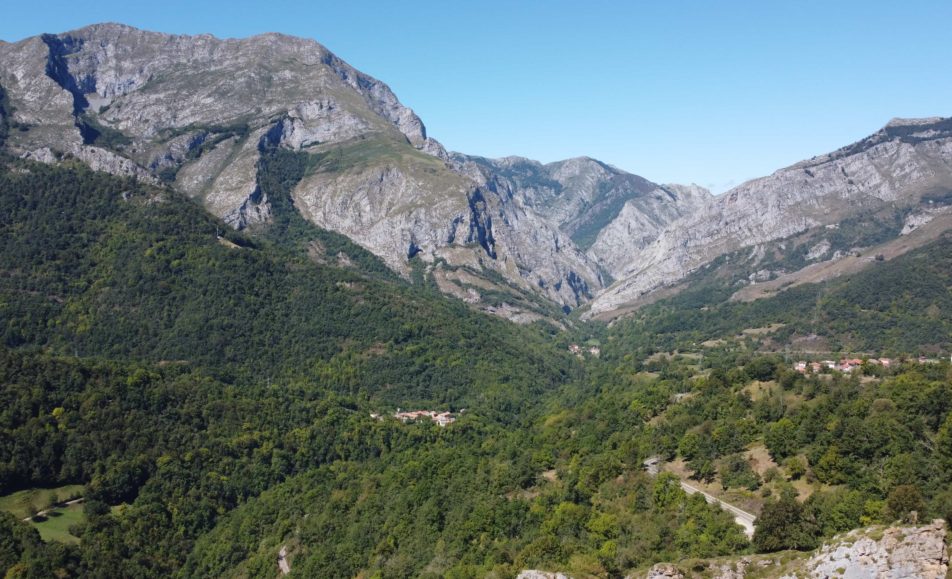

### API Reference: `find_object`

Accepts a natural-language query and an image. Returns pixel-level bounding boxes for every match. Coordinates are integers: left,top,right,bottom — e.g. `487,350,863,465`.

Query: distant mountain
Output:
2,23,950,321
450,154,712,279
586,117,952,318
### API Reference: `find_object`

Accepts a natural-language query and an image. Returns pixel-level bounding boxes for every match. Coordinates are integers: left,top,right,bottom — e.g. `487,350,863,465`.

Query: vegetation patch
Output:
0,485,83,520
29,502,84,544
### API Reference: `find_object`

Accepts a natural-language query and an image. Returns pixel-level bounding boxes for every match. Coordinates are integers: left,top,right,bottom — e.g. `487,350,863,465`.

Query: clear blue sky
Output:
3,1,951,192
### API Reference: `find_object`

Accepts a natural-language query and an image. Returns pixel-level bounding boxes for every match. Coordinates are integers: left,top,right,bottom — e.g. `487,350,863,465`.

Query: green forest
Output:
0,158,950,577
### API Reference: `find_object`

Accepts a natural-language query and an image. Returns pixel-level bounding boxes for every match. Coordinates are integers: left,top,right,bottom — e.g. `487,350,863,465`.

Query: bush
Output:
885,485,924,523
785,456,807,480
720,454,760,490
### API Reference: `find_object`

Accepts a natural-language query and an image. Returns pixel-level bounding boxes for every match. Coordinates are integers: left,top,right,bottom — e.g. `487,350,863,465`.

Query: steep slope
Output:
0,23,610,310
451,154,711,279
588,117,952,318
603,231,952,355
5,24,949,320
0,158,576,408
0,158,590,578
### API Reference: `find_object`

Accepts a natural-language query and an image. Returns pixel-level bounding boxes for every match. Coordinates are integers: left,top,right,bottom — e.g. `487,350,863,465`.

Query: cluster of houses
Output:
794,355,944,374
373,409,457,427
794,358,890,374
568,343,601,357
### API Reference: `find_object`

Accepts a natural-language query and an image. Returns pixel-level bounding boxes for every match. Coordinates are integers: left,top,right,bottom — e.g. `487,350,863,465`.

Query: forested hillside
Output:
0,159,749,576
0,159,571,410
601,231,952,357
0,158,950,577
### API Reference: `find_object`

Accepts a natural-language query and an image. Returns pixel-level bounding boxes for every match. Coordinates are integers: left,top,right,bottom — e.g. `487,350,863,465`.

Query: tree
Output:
935,413,952,483
764,418,798,461
812,446,847,485
930,488,952,526
784,456,807,480
885,485,924,523
0,512,48,574
720,454,760,490
753,489,817,552
746,357,779,382
653,473,686,510
689,459,717,484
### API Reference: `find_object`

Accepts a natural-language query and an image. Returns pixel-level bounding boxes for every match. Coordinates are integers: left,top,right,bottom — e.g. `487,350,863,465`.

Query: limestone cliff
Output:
587,117,952,318
0,23,624,310
450,154,710,271
4,24,950,317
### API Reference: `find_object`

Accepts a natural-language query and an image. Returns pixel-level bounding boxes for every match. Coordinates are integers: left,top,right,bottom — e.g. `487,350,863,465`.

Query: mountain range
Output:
1,23,950,321
3,22,952,579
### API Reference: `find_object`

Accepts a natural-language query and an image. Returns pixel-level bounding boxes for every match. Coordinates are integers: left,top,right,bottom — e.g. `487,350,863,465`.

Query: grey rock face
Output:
587,117,952,318
290,142,606,306
642,563,685,578
587,183,712,278
516,572,573,579
449,153,709,302
450,154,707,260
804,519,949,579
625,520,948,579
6,23,948,316
0,23,642,309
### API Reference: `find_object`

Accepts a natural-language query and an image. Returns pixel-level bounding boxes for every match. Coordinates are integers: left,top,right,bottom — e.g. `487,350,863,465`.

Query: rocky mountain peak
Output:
885,116,946,128
3,23,675,315
5,23,948,321
792,116,952,172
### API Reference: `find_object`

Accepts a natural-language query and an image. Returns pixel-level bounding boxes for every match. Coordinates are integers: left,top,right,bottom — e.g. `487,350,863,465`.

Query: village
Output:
568,343,600,357
793,355,945,374
371,409,458,427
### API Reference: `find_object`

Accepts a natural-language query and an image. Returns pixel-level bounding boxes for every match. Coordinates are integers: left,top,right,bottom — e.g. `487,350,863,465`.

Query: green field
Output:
30,503,85,544
0,485,84,519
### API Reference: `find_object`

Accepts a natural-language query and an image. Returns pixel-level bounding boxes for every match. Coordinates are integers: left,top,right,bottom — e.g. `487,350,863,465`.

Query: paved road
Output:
643,458,756,538
678,479,756,538
278,545,290,575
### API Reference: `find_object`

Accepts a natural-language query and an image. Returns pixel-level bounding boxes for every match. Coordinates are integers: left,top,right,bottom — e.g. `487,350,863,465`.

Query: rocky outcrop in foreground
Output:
803,519,949,579
524,520,950,579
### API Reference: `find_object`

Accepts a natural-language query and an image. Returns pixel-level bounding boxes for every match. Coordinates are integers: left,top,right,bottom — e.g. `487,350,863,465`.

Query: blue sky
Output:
2,1,950,192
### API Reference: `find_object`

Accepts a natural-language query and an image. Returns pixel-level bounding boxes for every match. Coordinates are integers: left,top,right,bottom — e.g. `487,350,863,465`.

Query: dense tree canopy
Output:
0,159,949,577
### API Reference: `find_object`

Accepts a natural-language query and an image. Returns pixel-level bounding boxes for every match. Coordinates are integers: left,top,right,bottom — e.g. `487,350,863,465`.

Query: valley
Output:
0,21,949,579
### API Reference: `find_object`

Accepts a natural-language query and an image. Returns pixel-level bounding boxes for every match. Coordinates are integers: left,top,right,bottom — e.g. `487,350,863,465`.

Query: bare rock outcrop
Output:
804,519,949,579
5,23,951,315
587,117,952,318
0,23,620,309
643,563,685,578
625,520,949,579
516,571,573,579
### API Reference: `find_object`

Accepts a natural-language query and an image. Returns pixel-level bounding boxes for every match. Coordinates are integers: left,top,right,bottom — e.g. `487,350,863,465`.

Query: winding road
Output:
644,458,756,538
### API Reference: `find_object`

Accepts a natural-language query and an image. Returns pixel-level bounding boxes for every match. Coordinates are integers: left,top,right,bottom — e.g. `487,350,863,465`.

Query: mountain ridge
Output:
2,23,950,321
586,115,952,318
1,23,658,314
